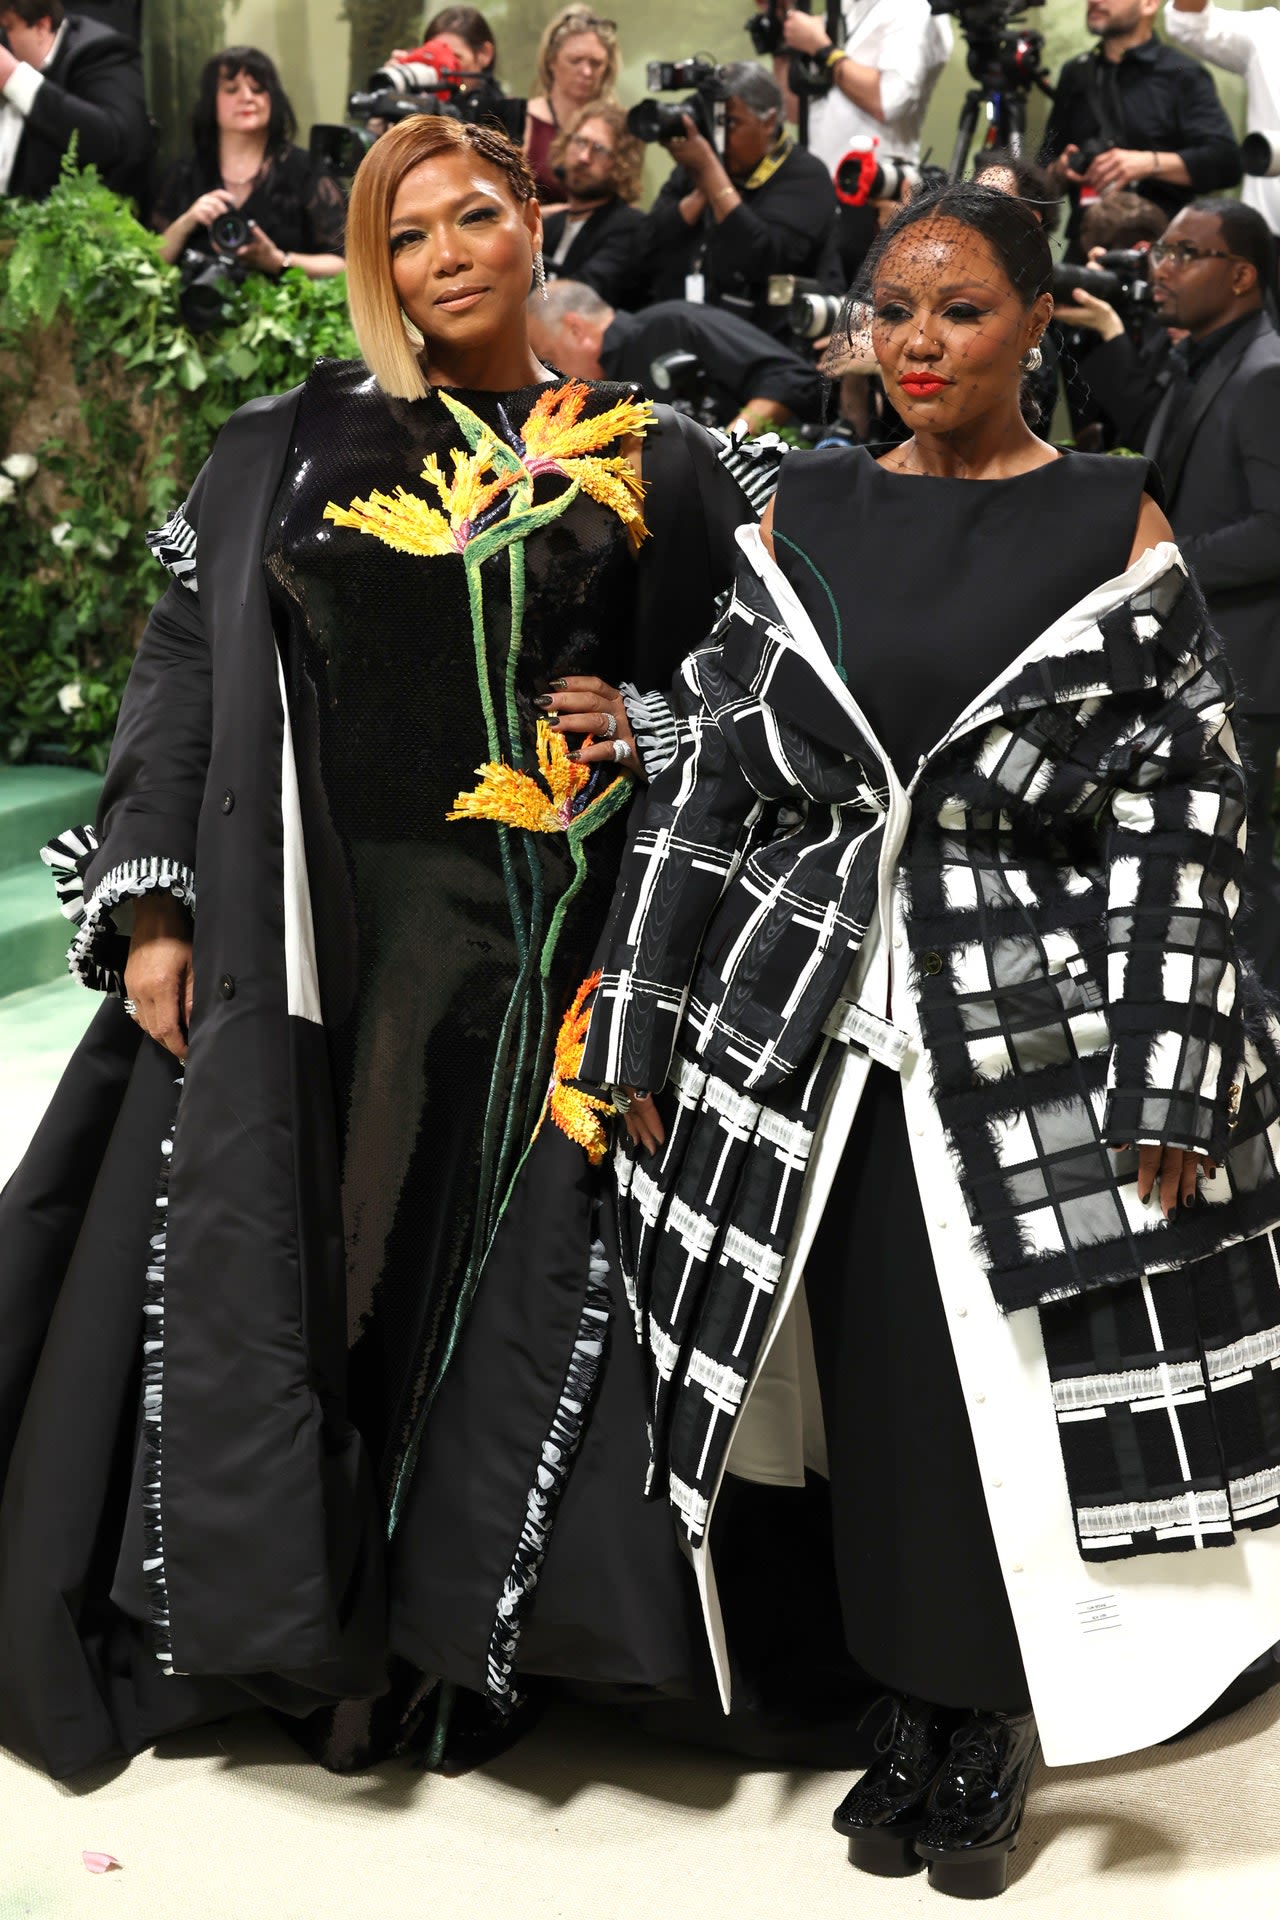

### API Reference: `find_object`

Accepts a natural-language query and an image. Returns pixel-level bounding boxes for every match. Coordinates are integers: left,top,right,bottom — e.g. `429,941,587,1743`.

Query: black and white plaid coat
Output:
580,525,1280,1582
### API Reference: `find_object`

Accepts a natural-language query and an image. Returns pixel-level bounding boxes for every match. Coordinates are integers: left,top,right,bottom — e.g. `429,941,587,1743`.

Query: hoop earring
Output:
533,249,548,300
1022,343,1043,372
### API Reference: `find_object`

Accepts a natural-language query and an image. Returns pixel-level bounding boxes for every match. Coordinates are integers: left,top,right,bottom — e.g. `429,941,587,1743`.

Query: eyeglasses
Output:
552,14,617,40
566,133,613,158
1149,241,1246,270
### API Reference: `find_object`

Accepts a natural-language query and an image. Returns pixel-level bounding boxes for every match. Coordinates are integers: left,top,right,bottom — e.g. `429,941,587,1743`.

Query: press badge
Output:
684,271,706,304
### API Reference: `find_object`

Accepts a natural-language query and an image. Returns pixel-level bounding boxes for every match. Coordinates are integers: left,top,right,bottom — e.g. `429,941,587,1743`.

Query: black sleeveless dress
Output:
773,446,1158,1712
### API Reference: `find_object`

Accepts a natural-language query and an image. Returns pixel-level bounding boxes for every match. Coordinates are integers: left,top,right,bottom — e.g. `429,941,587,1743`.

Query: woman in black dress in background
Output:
153,46,345,280
0,115,749,1780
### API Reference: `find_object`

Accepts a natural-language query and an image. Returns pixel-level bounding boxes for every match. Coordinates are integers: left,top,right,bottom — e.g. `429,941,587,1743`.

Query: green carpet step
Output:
0,862,78,997
0,764,101,876
0,973,96,1183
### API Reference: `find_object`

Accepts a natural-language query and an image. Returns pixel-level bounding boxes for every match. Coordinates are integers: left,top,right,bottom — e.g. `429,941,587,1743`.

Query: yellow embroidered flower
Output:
519,381,653,547
447,719,591,832
323,440,506,554
546,970,613,1164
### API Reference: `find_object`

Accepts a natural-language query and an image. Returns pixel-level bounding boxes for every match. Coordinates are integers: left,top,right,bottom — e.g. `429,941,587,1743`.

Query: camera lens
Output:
210,210,251,254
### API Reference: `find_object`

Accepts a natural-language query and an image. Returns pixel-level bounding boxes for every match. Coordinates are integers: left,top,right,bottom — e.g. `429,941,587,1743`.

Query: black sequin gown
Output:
265,364,710,1762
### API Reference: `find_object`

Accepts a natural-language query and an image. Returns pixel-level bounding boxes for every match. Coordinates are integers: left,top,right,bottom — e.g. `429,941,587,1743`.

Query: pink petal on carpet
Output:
82,1852,121,1874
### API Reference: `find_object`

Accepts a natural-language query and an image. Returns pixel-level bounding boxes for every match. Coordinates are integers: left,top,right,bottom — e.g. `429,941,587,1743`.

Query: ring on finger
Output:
612,738,632,763
613,1089,632,1114
123,997,139,1019
601,710,618,739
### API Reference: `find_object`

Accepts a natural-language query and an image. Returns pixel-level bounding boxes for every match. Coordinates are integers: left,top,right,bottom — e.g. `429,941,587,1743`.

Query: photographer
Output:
779,0,951,275
390,8,498,79
152,47,344,280
1165,0,1280,235
542,100,645,307
1054,190,1173,445
527,278,824,431
0,0,150,202
1042,0,1240,249
634,61,840,342
1146,198,1280,955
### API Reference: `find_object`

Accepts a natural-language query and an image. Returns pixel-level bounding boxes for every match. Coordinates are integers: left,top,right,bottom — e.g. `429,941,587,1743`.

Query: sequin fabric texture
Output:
264,361,647,1511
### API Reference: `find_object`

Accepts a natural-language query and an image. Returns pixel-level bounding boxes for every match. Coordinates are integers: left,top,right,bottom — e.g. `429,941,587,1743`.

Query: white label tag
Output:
684,271,706,304
823,997,910,1072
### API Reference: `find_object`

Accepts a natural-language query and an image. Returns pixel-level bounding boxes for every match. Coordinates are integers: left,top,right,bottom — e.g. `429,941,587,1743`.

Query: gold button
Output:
921,951,944,976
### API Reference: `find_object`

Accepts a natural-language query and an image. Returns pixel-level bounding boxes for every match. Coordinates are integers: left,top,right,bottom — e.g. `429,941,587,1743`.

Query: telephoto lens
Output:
1052,263,1123,304
627,97,701,143
1241,129,1280,178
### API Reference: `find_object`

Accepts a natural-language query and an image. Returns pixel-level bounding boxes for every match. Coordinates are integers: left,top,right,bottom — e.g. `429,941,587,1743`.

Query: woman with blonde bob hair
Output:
0,111,756,1781
524,6,621,201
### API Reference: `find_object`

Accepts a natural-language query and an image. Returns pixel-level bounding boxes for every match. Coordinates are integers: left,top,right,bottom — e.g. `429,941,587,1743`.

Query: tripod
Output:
946,27,1054,179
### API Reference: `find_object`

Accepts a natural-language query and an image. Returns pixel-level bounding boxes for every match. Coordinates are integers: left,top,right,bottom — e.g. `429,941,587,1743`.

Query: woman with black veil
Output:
582,182,1280,1897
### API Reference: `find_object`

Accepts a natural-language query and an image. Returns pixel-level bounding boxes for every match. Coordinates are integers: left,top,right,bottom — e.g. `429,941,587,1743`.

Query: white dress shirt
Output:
805,0,953,174
0,22,67,196
1164,1,1280,234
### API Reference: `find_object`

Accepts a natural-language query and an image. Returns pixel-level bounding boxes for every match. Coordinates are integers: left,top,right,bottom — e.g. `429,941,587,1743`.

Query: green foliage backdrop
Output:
0,165,356,768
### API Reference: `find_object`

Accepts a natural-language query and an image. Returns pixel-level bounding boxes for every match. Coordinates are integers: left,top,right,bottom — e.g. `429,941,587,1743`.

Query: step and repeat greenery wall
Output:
0,0,1265,765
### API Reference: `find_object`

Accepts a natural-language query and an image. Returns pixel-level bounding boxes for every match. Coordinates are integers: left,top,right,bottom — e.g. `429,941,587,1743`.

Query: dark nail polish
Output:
1184,1192,1196,1207
568,749,582,762
534,694,553,708
551,678,568,690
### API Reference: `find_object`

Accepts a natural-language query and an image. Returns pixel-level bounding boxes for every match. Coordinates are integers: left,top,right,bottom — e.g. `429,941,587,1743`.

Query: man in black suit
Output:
0,0,150,202
1146,197,1280,965
542,100,645,311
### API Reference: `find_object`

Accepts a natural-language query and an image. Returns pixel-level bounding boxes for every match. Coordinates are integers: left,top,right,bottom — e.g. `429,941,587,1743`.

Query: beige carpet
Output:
1,1688,1277,1920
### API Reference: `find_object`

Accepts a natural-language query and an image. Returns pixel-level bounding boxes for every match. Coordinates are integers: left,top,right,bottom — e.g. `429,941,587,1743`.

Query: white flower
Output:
50,520,72,547
1,452,37,482
57,682,85,714
0,476,15,507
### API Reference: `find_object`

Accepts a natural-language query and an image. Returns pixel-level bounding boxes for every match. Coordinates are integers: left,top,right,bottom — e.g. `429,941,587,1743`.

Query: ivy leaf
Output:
223,345,260,380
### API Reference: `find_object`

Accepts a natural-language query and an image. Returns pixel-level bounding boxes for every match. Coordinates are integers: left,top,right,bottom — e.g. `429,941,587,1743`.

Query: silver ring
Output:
612,738,632,762
601,710,618,739
613,1089,632,1114
123,998,138,1018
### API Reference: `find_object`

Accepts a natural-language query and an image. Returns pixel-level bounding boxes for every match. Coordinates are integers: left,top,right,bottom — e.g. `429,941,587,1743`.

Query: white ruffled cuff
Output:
41,827,196,994
620,684,680,781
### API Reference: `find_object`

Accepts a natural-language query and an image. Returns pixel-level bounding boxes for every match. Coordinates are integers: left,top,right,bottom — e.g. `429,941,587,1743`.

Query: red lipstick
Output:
899,373,950,396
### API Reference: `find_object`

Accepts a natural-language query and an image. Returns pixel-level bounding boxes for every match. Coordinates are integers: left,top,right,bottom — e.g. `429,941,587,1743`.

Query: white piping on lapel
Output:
275,650,323,1025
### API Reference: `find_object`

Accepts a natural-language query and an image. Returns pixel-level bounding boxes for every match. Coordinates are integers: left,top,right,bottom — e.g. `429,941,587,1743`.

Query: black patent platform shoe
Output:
912,1709,1039,1899
831,1694,957,1878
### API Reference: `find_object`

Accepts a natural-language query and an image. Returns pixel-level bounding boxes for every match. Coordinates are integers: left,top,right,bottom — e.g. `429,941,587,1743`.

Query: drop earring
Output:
1022,342,1043,372
533,249,548,300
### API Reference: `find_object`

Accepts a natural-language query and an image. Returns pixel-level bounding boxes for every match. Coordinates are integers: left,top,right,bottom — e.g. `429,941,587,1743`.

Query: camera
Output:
768,273,845,341
1053,248,1154,321
1063,138,1108,177
1241,128,1280,179
627,57,731,147
178,249,246,332
647,348,720,427
311,38,526,176
834,140,948,206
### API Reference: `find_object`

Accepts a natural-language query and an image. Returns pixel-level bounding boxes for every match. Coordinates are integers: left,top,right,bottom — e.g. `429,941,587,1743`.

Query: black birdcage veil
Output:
822,183,1055,441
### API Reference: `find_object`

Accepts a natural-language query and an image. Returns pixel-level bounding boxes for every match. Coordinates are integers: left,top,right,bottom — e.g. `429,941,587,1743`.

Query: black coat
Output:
543,197,644,307
1145,310,1280,714
7,12,152,202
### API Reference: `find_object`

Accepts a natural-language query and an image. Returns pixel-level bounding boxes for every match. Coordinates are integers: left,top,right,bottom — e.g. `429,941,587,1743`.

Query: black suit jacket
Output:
8,13,151,202
1147,310,1280,712
543,198,643,308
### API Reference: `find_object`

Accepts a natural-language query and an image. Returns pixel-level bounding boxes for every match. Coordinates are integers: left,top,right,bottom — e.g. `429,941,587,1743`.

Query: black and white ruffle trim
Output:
706,426,787,518
146,502,199,594
484,1238,613,1713
142,1082,184,1674
620,683,681,782
40,831,196,994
